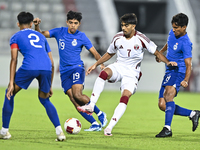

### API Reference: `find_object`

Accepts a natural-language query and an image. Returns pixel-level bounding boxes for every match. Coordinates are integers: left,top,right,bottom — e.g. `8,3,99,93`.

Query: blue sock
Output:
165,101,175,126
174,104,192,116
39,97,60,127
94,105,100,115
2,89,14,128
79,112,96,124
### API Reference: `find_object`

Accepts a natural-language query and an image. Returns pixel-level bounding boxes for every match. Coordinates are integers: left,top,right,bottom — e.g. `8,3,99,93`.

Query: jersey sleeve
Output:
147,41,157,54
49,27,61,38
182,40,192,59
82,33,93,50
45,39,51,53
107,37,118,54
10,33,19,50
137,35,157,54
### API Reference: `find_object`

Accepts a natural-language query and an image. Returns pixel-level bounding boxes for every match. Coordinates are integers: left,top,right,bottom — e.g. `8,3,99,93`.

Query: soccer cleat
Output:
98,112,108,127
155,127,172,138
84,124,102,131
104,127,112,136
56,132,66,141
0,131,11,140
77,104,94,115
190,110,200,132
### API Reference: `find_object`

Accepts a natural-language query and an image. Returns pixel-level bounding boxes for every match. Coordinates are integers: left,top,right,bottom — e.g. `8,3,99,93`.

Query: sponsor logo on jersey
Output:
173,43,178,50
119,45,123,49
134,44,139,50
72,39,77,46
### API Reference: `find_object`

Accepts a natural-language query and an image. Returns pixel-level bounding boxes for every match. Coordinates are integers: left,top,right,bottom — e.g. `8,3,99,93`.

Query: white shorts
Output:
106,63,140,94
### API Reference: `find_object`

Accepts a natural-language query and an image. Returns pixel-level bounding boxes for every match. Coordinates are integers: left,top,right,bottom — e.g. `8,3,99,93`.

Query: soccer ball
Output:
64,118,81,134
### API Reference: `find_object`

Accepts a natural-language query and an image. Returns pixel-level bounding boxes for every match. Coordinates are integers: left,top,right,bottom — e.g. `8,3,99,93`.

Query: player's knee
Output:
120,96,129,105
158,102,166,112
99,71,108,80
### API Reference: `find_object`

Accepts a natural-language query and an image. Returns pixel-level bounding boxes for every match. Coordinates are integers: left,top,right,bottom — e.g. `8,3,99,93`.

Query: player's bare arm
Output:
88,46,105,70
154,50,177,66
33,18,50,38
48,52,54,97
86,52,115,75
6,48,18,100
156,43,168,62
181,57,192,88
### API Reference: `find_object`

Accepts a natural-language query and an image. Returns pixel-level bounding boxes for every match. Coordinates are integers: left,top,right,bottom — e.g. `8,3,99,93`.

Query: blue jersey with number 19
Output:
49,27,93,74
10,28,52,71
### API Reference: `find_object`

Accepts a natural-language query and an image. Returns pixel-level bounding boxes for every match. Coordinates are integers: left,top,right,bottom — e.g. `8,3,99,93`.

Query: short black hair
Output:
67,10,82,22
120,13,137,25
171,13,188,27
17,11,34,25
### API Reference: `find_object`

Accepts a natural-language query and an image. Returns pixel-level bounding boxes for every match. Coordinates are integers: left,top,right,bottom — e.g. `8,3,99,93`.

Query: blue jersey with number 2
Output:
49,27,93,74
166,29,192,73
10,28,52,71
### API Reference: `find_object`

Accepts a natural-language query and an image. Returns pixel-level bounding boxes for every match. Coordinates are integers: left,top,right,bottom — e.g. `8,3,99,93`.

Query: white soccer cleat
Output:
56,132,66,141
0,131,11,140
104,127,112,136
77,104,94,115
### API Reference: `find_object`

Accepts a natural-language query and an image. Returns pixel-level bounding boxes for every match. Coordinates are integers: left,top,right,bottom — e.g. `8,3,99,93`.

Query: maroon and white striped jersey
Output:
107,30,157,71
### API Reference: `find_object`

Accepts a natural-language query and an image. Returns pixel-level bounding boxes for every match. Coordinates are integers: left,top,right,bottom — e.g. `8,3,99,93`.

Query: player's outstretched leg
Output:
189,110,200,132
39,97,66,141
155,127,172,138
77,71,107,114
0,90,14,140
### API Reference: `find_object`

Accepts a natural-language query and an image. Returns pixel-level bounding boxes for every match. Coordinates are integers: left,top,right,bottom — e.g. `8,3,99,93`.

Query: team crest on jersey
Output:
173,43,178,50
134,44,139,50
72,39,77,46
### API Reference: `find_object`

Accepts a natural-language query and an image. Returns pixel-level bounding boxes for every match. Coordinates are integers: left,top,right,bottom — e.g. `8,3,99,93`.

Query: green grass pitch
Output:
0,87,200,150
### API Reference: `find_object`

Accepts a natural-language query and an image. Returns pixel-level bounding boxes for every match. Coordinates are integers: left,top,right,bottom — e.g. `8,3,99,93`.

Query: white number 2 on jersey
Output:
28,33,42,48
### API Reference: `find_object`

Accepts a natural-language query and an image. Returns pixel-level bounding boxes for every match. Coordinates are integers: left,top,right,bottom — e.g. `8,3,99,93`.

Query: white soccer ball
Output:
64,118,81,134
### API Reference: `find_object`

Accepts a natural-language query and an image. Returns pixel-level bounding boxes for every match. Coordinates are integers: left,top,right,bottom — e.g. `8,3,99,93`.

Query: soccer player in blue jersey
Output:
0,12,66,141
34,10,107,131
155,13,200,138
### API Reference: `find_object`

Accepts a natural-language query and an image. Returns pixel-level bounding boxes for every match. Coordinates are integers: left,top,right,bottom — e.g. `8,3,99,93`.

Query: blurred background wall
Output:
0,0,200,92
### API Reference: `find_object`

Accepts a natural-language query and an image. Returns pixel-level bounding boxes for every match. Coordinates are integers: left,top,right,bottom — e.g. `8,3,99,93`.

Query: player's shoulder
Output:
111,31,124,43
135,30,150,43
181,34,192,46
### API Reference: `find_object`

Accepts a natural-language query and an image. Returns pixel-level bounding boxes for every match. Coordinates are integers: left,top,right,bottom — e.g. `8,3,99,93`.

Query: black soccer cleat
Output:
155,127,172,138
190,110,200,132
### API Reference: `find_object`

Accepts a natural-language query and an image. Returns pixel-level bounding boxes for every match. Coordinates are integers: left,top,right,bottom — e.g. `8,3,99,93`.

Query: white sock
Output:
190,111,196,118
90,77,106,106
55,125,63,135
1,127,8,135
107,103,127,130
97,111,102,116
92,121,99,125
164,125,171,131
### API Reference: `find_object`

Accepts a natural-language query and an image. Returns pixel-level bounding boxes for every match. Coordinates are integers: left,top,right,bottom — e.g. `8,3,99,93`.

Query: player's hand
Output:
86,64,97,76
167,61,177,66
181,80,188,88
49,88,53,97
100,64,105,70
6,83,14,100
155,56,161,63
33,18,41,26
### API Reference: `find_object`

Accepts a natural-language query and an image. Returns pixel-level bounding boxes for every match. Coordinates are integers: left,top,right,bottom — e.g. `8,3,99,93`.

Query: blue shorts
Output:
60,67,85,94
158,71,185,98
15,68,52,93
